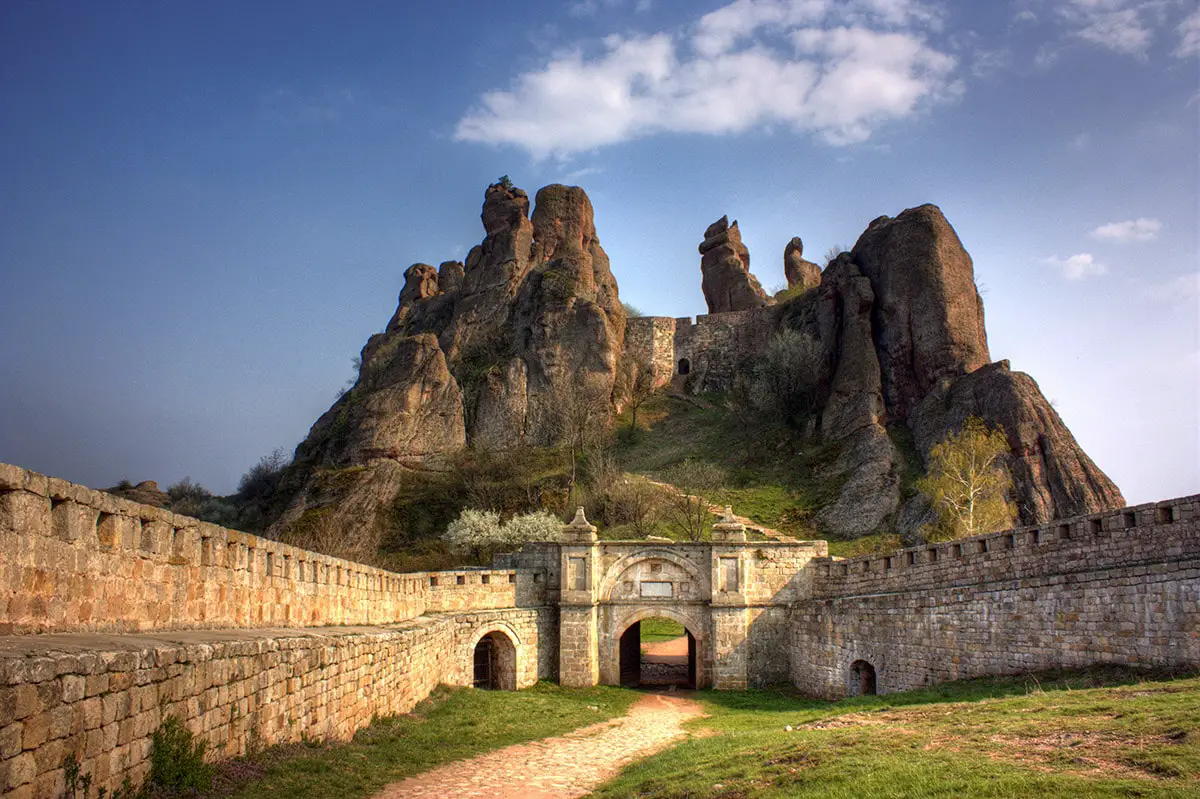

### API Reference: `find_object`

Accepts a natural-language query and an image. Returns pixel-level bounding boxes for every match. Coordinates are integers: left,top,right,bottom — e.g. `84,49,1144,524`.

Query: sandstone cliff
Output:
270,181,625,537
769,204,1123,537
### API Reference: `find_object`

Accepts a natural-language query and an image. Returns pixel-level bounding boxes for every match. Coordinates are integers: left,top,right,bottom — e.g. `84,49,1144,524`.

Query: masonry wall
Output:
673,308,776,393
0,607,548,798
622,317,677,388
0,464,536,635
792,496,1200,697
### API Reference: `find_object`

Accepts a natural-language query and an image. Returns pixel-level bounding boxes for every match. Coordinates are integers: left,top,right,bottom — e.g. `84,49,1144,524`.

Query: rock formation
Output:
783,237,821,293
270,181,625,537
269,186,1122,545
764,204,1123,537
700,216,768,312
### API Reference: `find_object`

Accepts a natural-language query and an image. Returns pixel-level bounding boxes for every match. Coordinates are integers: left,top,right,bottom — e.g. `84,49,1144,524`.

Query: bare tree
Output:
660,459,726,541
550,379,610,495
615,353,658,431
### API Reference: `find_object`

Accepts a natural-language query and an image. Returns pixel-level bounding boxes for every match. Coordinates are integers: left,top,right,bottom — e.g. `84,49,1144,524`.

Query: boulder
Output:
783,237,821,293
700,216,768,313
851,204,990,419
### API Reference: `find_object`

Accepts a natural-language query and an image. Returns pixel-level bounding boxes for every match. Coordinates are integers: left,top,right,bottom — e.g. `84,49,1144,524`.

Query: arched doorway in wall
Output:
677,358,690,376
618,617,697,688
849,660,877,696
473,630,517,690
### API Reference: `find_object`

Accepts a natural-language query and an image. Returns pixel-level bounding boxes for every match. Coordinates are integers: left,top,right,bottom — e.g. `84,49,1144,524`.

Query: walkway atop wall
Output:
374,691,704,799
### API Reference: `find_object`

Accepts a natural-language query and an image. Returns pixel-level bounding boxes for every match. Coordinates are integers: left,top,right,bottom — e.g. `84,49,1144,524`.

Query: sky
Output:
1,0,1197,505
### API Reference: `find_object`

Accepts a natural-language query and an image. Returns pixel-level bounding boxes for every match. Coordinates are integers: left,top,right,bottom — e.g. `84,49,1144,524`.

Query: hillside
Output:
244,180,1123,564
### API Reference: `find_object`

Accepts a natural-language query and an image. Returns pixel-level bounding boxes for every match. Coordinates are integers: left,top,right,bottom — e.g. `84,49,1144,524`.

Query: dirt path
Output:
642,634,688,665
642,477,799,542
372,692,704,799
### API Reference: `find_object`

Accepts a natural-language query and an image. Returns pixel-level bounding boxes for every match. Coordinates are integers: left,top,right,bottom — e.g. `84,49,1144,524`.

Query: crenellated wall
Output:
2,459,1198,797
791,495,1200,697
0,464,546,635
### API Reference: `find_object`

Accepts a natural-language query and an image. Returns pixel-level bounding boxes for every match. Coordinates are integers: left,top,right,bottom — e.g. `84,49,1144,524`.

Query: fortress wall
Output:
0,607,549,798
792,496,1200,697
622,317,676,388
673,308,776,393
0,464,524,635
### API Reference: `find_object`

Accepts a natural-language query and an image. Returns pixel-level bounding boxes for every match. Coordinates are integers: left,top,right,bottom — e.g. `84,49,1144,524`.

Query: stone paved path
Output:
373,691,704,799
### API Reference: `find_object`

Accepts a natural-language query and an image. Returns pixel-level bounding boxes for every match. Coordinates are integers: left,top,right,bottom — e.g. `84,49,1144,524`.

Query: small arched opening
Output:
473,630,517,691
677,357,690,376
618,617,697,688
849,659,877,696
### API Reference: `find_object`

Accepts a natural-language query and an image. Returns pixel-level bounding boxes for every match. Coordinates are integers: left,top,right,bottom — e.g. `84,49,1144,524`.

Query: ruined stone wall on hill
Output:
0,464,545,635
0,607,550,797
622,316,677,388
793,495,1200,697
672,309,776,393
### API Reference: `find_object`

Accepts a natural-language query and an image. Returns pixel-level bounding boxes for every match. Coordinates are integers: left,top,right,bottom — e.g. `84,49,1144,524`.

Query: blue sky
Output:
1,0,1196,504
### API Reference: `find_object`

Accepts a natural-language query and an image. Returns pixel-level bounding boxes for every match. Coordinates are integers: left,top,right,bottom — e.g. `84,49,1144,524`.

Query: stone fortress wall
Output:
2,460,1198,797
792,495,1200,697
0,464,554,797
624,309,777,393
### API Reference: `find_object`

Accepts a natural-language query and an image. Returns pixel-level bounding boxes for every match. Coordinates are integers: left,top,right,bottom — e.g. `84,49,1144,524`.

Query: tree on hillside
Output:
916,417,1016,541
442,508,560,562
661,459,727,541
615,353,658,432
747,328,822,427
550,380,610,495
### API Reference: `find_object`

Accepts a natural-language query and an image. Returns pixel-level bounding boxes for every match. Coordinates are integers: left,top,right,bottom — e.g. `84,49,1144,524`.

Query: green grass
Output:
215,682,635,799
592,668,1200,799
640,618,686,642
613,394,847,540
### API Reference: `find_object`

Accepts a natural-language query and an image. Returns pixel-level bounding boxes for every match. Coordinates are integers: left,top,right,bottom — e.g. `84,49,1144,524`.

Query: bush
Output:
661,459,726,541
442,508,561,562
147,715,214,795
746,328,822,427
166,477,211,518
442,509,503,559
237,448,290,503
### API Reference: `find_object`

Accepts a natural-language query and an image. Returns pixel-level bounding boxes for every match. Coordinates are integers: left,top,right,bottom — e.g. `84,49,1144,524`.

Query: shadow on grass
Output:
696,665,1200,716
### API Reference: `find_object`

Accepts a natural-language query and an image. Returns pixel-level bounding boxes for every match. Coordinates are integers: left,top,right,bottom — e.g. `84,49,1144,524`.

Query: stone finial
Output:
562,506,598,543
712,506,746,542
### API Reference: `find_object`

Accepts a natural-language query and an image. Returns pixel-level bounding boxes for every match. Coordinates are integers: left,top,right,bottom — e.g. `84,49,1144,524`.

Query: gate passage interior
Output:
617,620,698,689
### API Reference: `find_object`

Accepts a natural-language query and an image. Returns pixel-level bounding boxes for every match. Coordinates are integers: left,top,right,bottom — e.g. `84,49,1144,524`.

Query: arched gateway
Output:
554,508,828,690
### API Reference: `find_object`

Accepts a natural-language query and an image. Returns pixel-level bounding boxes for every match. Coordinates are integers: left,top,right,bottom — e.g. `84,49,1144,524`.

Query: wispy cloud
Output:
1140,272,1200,301
1176,7,1200,58
455,0,959,158
1091,217,1163,242
1043,252,1108,280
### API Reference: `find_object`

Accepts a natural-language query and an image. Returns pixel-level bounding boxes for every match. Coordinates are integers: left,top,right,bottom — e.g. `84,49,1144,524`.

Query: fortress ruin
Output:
1,461,1196,796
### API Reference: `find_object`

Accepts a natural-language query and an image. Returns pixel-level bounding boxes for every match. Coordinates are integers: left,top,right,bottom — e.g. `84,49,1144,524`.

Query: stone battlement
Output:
814,494,1199,598
0,464,541,635
624,308,776,393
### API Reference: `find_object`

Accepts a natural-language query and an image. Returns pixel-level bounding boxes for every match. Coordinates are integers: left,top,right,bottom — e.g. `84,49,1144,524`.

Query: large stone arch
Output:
597,547,711,601
600,603,712,688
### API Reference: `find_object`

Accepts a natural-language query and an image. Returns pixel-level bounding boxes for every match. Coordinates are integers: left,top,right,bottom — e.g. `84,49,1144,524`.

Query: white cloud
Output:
1176,7,1200,58
455,0,958,158
1043,252,1108,280
1056,1,1170,58
1068,131,1092,149
1090,217,1163,242
1141,272,1200,301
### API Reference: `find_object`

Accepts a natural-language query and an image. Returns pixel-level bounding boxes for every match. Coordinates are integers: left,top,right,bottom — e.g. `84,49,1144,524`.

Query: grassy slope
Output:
217,683,635,799
613,394,881,551
592,669,1200,799
640,618,686,643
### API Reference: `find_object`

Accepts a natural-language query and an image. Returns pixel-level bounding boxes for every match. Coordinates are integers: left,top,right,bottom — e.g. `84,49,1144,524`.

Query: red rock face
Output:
850,204,991,420
700,216,768,313
268,181,626,538
784,237,821,292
